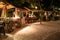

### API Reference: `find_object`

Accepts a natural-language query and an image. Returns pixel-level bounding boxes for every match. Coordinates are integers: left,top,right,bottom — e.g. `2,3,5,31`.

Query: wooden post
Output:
46,11,49,21
40,13,42,24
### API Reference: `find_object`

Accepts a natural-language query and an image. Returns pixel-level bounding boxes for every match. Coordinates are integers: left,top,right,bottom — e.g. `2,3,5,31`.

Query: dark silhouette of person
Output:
0,21,5,36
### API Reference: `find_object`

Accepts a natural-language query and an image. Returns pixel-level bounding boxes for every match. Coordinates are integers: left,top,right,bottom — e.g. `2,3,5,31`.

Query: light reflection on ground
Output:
15,26,37,34
14,25,38,40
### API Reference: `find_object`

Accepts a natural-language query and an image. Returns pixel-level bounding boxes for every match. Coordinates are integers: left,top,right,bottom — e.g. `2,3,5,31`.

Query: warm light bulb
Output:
35,6,37,9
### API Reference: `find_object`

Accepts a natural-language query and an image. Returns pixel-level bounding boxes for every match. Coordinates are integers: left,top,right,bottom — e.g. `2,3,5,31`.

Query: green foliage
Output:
34,12,40,20
7,8,14,17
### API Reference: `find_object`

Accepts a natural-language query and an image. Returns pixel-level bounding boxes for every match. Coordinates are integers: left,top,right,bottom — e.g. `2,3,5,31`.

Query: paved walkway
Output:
1,20,60,40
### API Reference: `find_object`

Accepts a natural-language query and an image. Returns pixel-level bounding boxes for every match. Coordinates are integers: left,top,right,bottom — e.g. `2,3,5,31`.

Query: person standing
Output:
25,15,30,24
21,16,26,25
